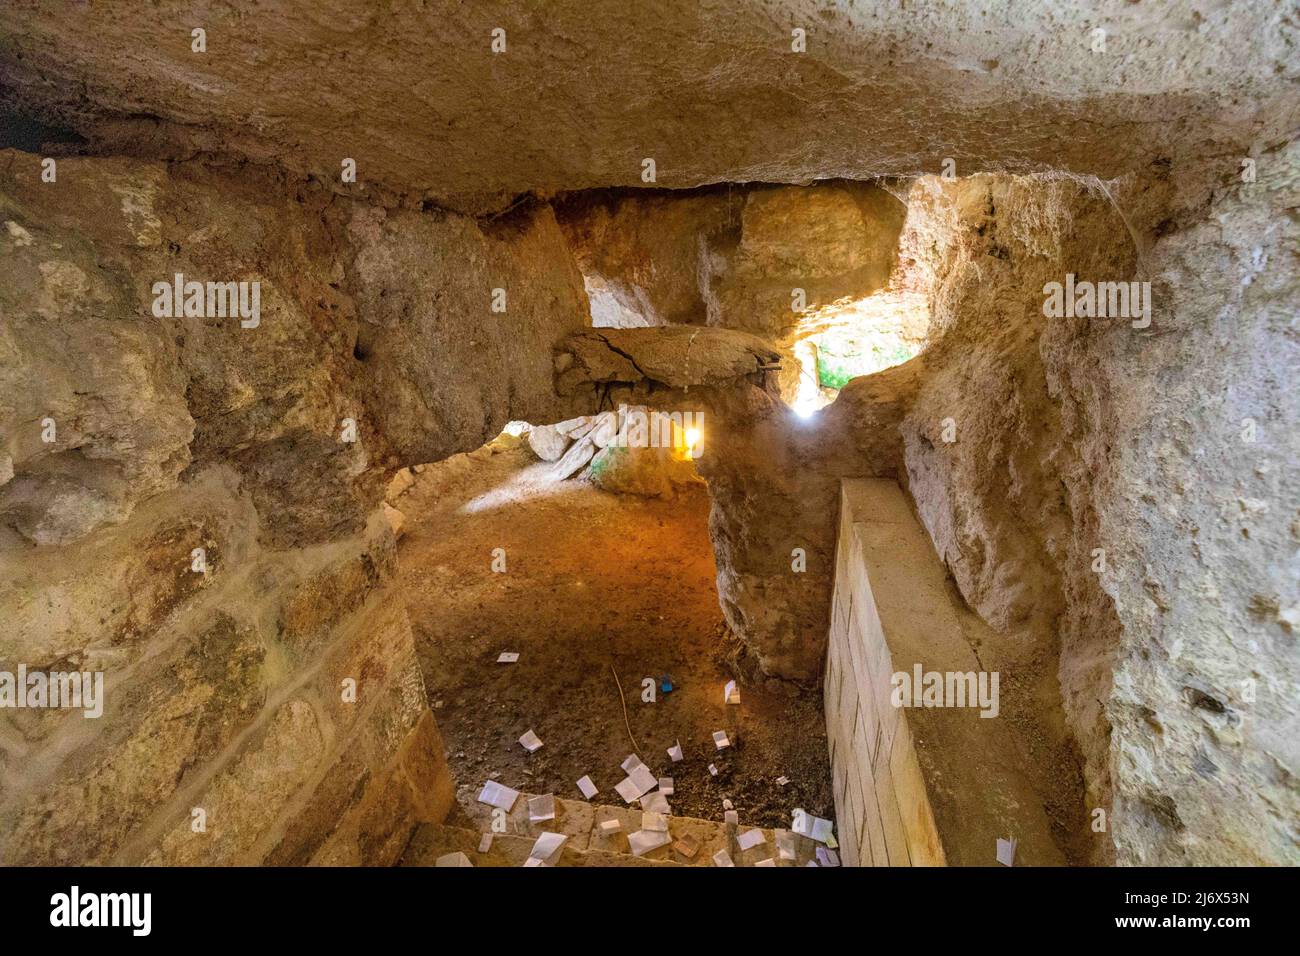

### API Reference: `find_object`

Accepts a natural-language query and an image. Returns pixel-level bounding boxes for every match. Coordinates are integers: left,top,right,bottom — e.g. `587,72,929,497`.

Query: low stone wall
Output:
0,468,455,865
825,478,1064,866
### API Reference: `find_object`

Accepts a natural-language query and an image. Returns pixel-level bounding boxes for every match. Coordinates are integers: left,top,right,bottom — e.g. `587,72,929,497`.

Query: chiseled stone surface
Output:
0,149,583,864
1,2,1294,211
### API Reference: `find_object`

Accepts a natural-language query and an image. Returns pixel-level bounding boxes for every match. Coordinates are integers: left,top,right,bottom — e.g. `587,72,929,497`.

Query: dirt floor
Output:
390,434,834,830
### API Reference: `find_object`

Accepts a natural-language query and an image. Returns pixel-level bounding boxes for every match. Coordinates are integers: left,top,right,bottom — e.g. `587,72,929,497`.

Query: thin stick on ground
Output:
610,664,640,757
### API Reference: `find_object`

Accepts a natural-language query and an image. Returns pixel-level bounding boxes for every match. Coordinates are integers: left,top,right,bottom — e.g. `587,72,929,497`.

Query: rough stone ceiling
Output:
1,1,1296,212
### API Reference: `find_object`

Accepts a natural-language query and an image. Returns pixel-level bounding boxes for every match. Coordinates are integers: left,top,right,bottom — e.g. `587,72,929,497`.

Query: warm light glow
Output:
792,399,819,420
684,427,701,450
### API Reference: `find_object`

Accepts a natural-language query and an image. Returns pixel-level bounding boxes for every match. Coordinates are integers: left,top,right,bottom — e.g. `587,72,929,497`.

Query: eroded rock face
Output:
702,182,905,339
1096,143,1300,866
0,152,589,547
0,150,588,864
2,1,1294,211
346,200,589,466
559,182,906,340
557,190,740,327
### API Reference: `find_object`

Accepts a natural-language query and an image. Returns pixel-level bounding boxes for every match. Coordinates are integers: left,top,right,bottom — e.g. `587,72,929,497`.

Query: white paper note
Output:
816,847,840,867
528,793,555,822
996,836,1017,867
627,764,657,795
477,780,520,811
576,775,598,800
529,831,567,860
621,754,647,774
641,790,671,815
628,829,672,857
810,816,834,845
776,829,797,861
518,729,543,753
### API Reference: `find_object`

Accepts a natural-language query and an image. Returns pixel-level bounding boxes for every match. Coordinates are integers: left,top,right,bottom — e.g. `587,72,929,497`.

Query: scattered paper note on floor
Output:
712,849,735,867
708,763,718,776
614,765,660,804
478,780,520,811
523,857,546,867
641,790,671,815
658,776,674,795
614,777,641,803
776,776,789,786
776,829,797,861
793,808,834,843
518,729,543,752
712,730,730,750
598,817,622,834
667,741,683,762
528,793,556,822
628,829,672,856
724,810,738,826
529,831,567,860
497,652,519,663
628,764,657,795
737,828,766,851
478,833,493,853
810,816,834,844
816,847,840,867
621,754,647,774
756,858,776,867
724,679,740,705
642,811,668,832
435,851,473,867
996,836,1017,867
576,775,598,799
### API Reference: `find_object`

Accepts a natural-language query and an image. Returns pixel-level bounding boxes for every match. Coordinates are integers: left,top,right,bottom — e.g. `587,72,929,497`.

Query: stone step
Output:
400,793,827,867
401,822,685,867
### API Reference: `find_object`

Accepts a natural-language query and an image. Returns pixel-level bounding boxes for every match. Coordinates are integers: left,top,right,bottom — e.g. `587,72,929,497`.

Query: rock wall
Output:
898,174,1132,854
1097,143,1299,865
896,153,1300,865
0,150,590,864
